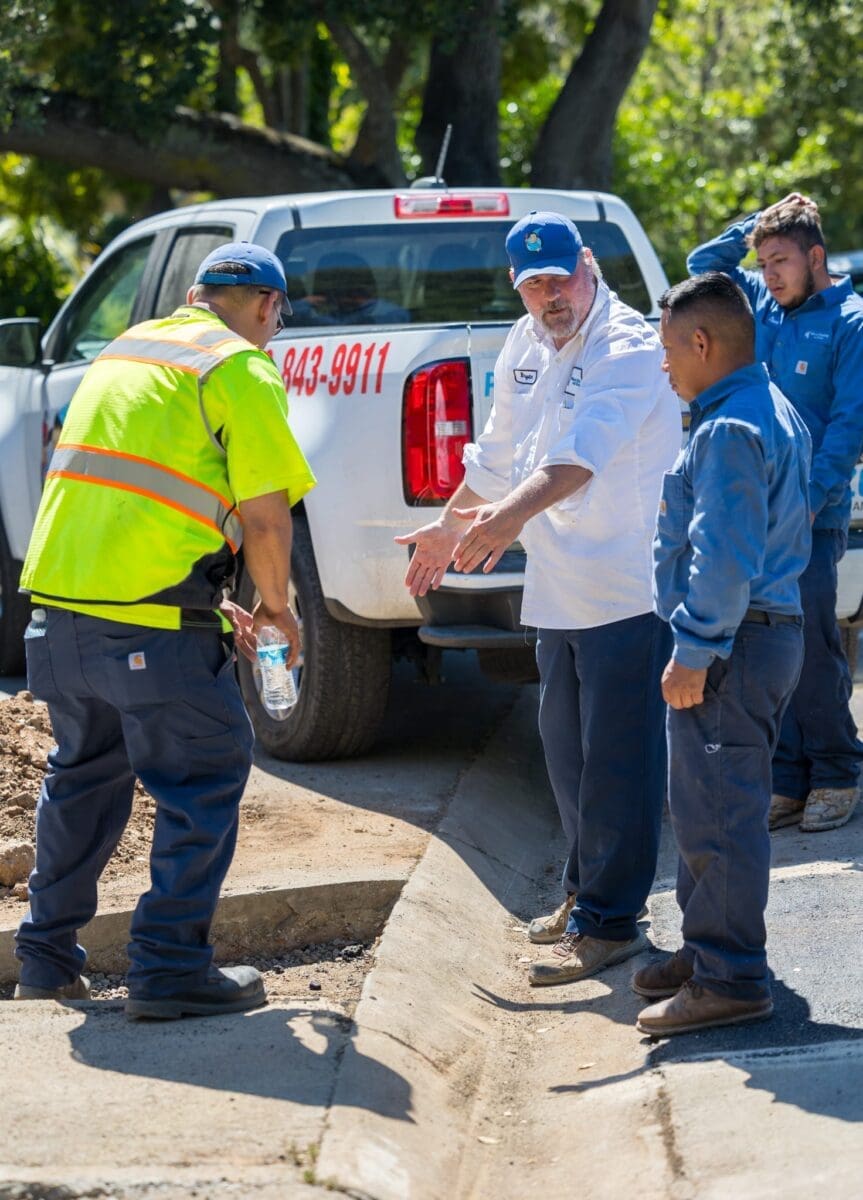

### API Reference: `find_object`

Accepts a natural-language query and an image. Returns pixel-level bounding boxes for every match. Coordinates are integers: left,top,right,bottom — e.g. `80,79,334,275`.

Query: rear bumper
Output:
415,548,530,648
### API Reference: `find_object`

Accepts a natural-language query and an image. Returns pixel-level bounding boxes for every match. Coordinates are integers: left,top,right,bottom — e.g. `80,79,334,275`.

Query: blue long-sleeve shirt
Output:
688,214,863,531
653,363,812,669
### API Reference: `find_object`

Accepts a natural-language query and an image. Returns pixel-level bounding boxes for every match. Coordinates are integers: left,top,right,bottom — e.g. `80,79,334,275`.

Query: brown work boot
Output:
636,979,773,1037
527,893,576,944
529,930,648,987
801,786,859,832
14,975,91,1001
631,948,693,999
768,793,805,830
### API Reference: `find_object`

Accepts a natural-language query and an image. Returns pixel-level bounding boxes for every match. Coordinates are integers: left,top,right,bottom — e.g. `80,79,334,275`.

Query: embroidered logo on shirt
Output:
795,360,809,375
804,330,830,343
513,368,538,385
563,366,583,397
128,652,147,671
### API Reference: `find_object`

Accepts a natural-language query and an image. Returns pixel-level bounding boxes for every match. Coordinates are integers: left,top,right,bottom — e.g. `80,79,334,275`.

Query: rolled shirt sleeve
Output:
671,422,768,669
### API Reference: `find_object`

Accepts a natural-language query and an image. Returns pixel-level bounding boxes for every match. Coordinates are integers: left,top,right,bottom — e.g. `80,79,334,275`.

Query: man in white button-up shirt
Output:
397,212,680,986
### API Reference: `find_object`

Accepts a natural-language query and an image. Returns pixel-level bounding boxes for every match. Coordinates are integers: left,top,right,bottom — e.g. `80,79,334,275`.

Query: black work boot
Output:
125,966,266,1021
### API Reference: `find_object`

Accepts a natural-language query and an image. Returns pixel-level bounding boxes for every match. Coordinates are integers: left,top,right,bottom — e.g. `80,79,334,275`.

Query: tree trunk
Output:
415,0,501,186
531,0,659,190
0,94,389,195
324,17,407,186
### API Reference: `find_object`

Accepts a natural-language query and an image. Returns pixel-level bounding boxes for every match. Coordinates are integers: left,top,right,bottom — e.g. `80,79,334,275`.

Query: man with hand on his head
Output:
689,195,863,833
397,211,680,987
637,272,811,1037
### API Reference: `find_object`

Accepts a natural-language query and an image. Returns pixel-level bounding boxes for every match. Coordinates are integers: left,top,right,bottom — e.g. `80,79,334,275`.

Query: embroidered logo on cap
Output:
795,360,809,375
513,368,538,385
128,652,147,671
525,231,542,253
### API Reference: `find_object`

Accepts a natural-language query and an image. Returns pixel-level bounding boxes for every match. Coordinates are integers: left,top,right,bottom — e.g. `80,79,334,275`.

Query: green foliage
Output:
0,221,71,324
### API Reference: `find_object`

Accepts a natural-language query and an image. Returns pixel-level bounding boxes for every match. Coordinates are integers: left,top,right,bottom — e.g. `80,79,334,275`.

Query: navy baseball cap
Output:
506,212,584,289
195,241,288,292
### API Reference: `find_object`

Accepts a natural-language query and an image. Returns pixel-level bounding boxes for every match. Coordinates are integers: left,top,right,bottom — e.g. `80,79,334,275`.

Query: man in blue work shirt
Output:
688,194,863,833
636,273,811,1036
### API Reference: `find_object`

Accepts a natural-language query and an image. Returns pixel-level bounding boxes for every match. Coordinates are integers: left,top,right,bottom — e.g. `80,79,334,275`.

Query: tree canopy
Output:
0,0,860,321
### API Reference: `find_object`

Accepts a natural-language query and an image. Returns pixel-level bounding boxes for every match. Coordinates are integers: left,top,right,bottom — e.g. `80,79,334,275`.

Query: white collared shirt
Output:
462,282,681,629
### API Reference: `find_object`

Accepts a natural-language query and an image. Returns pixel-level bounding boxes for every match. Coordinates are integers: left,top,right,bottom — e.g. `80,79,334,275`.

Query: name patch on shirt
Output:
563,366,583,397
513,368,538,386
795,360,809,375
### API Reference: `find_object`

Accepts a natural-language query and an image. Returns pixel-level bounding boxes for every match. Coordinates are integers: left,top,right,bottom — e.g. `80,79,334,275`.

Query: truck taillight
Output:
403,359,473,504
394,192,510,218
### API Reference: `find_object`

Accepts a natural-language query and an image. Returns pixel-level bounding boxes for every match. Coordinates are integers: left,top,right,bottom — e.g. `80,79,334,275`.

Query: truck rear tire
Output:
235,515,391,761
0,520,29,677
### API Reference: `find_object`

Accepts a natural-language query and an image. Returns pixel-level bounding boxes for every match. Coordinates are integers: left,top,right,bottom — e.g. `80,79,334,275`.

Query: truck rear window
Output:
274,221,650,329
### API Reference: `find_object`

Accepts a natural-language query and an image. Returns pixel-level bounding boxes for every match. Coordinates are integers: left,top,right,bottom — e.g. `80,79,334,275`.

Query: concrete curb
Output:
0,872,405,981
315,690,558,1200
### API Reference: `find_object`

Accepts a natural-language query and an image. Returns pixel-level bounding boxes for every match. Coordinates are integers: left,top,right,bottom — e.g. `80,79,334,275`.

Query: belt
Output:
180,607,222,629
742,607,801,626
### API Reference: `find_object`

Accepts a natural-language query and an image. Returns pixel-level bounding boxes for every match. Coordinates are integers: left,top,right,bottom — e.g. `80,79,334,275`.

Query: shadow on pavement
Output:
65,1003,414,1122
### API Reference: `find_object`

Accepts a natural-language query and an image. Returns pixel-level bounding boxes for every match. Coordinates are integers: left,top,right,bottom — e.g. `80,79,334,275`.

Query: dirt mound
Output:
0,692,155,903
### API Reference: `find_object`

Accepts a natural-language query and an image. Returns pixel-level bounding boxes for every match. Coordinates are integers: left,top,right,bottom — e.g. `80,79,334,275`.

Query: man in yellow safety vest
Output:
14,241,316,1020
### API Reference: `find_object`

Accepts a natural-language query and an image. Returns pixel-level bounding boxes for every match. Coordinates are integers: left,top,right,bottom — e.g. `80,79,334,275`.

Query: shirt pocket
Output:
783,342,832,402
656,469,689,542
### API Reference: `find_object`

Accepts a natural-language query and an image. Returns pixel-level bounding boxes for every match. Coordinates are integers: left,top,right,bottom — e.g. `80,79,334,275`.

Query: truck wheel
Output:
477,645,540,685
0,520,29,676
235,515,391,761
840,624,859,678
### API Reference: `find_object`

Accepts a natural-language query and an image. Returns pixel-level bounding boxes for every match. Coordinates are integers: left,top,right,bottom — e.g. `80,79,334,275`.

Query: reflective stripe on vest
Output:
47,443,243,552
97,323,255,456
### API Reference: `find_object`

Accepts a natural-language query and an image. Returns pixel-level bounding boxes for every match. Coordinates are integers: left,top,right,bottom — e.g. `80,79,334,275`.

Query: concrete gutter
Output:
0,871,405,981
315,689,559,1199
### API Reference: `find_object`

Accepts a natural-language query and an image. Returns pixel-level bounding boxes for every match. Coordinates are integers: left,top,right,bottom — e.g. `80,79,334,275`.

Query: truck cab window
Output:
53,237,155,364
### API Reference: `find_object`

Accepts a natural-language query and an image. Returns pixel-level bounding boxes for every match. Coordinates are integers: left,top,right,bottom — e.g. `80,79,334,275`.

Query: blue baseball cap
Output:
195,241,287,292
506,211,584,289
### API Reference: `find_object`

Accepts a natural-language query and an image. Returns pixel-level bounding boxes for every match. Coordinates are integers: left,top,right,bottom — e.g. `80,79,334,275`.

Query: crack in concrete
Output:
654,1074,690,1193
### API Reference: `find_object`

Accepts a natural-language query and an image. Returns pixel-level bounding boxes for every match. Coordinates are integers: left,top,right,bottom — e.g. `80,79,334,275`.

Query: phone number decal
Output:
281,341,391,397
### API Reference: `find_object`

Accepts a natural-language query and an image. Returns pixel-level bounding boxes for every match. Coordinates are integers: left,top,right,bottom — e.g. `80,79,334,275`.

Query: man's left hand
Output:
451,502,524,573
661,658,708,709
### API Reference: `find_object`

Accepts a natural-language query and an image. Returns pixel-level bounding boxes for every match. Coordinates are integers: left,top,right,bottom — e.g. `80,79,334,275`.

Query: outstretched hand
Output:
451,501,524,574
394,517,467,597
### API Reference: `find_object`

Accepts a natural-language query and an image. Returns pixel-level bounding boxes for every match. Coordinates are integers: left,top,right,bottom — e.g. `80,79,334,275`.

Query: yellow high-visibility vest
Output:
21,310,267,625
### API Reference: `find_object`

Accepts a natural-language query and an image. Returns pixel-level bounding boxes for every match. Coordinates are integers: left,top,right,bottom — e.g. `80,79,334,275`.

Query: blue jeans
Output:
773,528,863,797
669,618,804,1001
16,609,254,997
536,611,670,942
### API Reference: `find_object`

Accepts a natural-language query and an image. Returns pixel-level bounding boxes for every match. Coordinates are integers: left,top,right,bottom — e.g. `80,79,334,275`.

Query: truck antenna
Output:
434,124,453,185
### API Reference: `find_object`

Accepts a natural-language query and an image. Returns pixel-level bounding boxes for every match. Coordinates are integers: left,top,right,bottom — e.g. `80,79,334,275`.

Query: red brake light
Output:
403,359,473,504
395,192,510,219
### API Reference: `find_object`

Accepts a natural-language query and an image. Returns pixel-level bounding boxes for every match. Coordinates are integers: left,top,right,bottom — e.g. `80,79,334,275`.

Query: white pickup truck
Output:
1,187,861,758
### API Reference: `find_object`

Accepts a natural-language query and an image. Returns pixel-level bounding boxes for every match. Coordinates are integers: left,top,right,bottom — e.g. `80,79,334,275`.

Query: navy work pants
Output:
773,529,863,797
16,609,254,997
669,618,803,1001
536,611,670,942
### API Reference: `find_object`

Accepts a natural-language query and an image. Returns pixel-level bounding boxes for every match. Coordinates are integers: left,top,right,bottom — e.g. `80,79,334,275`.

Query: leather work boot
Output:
801,786,859,832
529,930,648,987
768,793,805,830
14,975,91,1001
125,965,266,1021
636,979,773,1037
528,897,649,944
631,948,693,999
528,893,577,943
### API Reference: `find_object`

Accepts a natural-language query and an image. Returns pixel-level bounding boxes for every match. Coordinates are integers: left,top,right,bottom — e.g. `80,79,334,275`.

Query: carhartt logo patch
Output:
659,499,667,515
128,652,147,671
513,368,538,385
795,360,809,375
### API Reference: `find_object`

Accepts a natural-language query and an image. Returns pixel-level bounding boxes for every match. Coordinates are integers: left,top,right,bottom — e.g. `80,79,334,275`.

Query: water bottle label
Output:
257,645,287,667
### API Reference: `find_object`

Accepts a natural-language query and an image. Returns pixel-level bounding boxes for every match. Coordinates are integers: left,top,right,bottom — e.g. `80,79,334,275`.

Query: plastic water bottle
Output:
256,625,297,719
